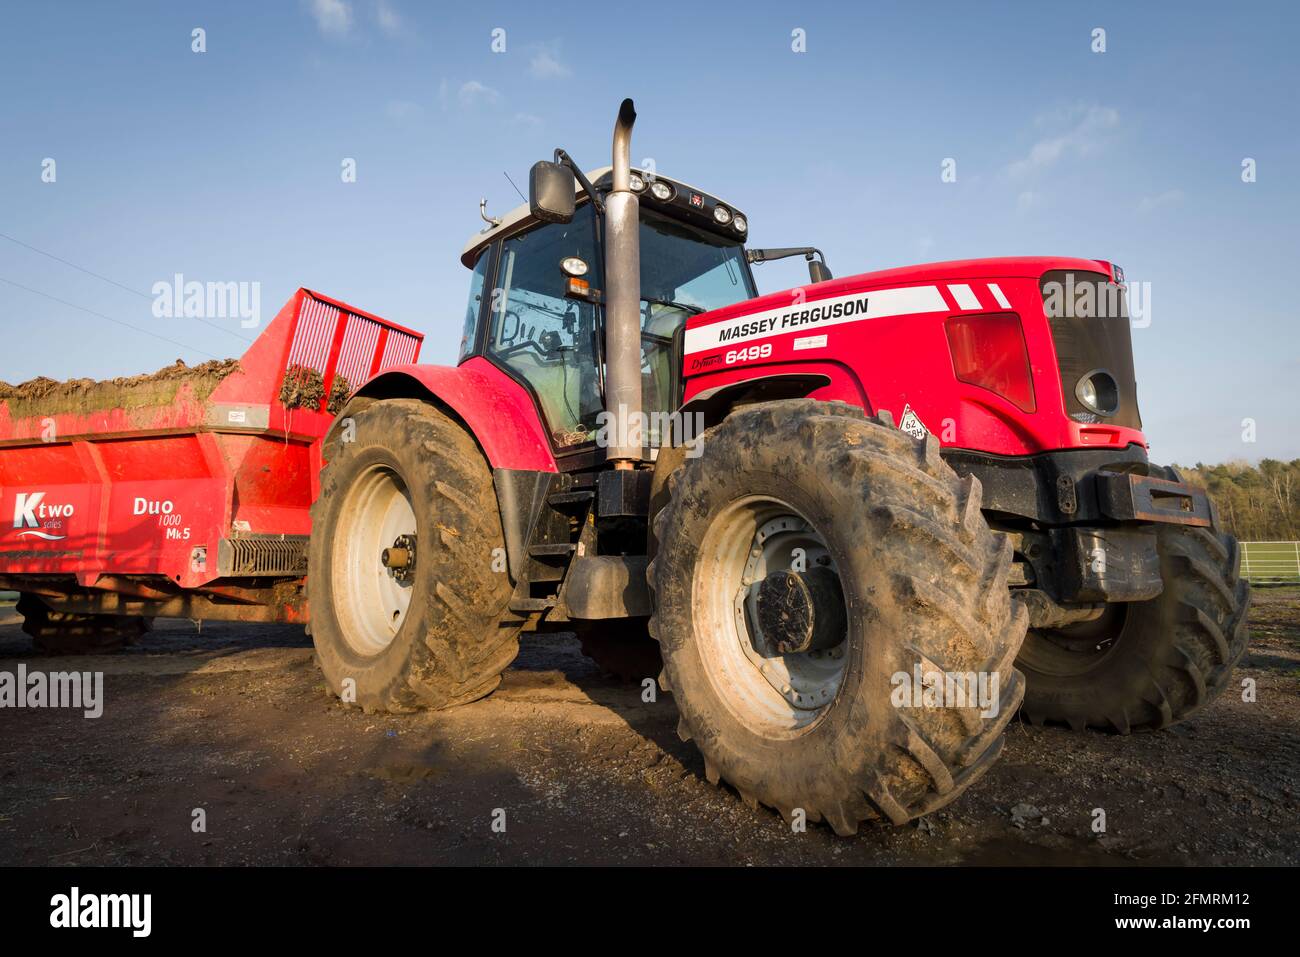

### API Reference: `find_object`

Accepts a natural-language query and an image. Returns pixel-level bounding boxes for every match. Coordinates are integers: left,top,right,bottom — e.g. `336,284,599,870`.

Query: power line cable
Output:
0,276,225,361
0,231,254,342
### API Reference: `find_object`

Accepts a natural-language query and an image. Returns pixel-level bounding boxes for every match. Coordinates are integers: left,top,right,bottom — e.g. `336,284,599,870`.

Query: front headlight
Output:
649,180,673,201
629,173,646,192
713,205,732,225
1076,369,1119,416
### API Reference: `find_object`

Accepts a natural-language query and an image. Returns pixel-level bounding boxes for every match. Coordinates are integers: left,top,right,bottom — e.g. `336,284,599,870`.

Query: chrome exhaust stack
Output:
603,98,642,467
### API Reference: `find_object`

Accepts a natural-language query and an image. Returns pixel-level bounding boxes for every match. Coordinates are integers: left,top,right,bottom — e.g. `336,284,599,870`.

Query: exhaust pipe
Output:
603,98,641,467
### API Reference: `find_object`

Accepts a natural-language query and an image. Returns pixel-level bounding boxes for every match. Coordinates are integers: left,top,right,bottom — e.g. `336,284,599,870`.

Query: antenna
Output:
503,170,528,203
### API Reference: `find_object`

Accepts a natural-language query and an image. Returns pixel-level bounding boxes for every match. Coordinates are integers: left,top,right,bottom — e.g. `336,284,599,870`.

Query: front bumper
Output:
1095,471,1212,527
941,444,1211,527
944,445,1214,605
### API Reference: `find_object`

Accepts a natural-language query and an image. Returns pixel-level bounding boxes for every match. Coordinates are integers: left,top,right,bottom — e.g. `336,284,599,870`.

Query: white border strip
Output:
684,285,946,355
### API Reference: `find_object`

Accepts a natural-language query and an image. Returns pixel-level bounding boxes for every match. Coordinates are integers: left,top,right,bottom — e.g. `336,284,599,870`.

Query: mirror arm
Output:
554,149,604,214
746,246,833,282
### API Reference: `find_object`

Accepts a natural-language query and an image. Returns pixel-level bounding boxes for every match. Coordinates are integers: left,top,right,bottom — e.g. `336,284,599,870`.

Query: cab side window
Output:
487,205,604,448
459,248,492,361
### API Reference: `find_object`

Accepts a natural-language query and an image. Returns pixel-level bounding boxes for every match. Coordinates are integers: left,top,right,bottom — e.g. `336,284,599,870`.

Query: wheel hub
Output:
381,534,417,585
719,510,848,721
330,465,417,657
755,565,847,654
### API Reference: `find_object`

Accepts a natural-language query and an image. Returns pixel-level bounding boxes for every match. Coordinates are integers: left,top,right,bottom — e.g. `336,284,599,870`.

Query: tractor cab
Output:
458,167,757,459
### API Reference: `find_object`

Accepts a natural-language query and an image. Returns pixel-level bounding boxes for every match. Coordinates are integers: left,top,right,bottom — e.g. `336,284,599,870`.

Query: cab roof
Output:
460,166,746,268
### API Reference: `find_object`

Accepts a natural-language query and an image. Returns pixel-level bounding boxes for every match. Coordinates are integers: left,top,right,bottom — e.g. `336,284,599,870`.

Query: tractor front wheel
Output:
649,400,1028,833
1018,523,1250,733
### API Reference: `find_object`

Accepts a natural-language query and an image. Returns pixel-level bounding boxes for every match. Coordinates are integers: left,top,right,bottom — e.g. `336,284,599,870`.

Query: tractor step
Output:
525,559,566,583
508,589,556,613
528,543,577,561
510,597,554,612
547,489,595,509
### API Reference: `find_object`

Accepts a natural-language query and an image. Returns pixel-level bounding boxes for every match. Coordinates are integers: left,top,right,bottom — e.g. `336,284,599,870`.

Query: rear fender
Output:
349,356,557,473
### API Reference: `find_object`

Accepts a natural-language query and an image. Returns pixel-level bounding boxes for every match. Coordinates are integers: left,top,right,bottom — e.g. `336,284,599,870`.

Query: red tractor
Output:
306,100,1248,830
0,100,1249,833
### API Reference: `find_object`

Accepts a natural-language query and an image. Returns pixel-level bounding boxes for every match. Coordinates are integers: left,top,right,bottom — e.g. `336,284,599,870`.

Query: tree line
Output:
1175,459,1299,541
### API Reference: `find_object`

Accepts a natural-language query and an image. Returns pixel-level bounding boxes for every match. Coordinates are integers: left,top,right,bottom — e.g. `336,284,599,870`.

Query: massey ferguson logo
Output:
12,492,72,540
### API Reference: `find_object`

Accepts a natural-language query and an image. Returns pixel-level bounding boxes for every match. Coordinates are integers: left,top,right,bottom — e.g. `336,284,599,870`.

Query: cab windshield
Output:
638,208,755,314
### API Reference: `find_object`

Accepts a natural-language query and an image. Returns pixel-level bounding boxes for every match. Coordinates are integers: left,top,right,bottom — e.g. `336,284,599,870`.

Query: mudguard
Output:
355,355,557,473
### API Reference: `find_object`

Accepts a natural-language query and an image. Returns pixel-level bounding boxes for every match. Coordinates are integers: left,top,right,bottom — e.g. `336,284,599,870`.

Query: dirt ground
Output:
0,590,1297,866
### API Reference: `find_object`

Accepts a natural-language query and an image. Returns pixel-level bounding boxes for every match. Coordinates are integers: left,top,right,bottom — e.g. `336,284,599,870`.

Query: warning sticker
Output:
898,404,929,442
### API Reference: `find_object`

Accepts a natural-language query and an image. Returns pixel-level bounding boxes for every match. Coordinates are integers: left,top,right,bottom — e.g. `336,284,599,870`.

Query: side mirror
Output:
529,161,575,224
808,258,833,284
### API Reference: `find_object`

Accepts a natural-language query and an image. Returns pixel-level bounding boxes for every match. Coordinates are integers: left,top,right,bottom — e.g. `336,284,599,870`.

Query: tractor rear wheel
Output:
1017,523,1250,733
649,399,1028,833
308,399,522,713
17,594,148,655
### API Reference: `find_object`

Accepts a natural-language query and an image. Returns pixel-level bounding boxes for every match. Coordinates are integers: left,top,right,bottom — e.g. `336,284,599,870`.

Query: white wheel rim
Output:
691,496,848,737
331,464,417,656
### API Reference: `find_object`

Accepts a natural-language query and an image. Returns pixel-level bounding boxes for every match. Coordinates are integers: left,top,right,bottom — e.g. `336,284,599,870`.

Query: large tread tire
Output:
1018,523,1250,733
308,399,522,713
649,399,1028,834
17,593,148,655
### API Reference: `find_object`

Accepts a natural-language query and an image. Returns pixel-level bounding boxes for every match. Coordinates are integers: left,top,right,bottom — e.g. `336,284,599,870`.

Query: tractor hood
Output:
681,255,1144,458
682,256,1117,355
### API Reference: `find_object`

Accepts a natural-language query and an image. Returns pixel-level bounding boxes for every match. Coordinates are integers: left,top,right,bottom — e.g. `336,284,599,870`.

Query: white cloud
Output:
308,0,353,36
1016,190,1039,213
513,113,543,129
529,42,571,79
385,100,422,125
456,80,501,110
1137,189,1185,214
1005,105,1119,179
374,0,402,37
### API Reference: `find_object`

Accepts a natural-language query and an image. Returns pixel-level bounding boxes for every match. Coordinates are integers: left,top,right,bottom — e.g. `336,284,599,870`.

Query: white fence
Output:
1240,541,1300,584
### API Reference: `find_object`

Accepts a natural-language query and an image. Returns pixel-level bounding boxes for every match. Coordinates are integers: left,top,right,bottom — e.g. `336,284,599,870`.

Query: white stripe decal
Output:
684,285,946,355
948,283,980,310
988,282,1011,309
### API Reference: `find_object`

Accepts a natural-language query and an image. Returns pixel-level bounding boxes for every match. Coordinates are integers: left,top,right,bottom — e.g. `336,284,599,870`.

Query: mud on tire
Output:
649,399,1028,833
17,593,148,654
308,399,522,713
1018,523,1250,733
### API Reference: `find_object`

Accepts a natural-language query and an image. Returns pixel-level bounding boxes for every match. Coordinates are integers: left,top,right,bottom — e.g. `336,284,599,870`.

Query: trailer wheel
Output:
1018,523,1250,733
309,399,522,712
17,594,148,655
649,399,1027,833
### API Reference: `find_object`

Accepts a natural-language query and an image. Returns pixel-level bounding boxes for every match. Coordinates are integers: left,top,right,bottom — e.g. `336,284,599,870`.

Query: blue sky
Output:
1,0,1296,465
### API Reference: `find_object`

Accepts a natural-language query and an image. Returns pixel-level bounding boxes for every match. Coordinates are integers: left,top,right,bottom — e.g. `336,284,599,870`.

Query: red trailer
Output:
0,288,421,640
